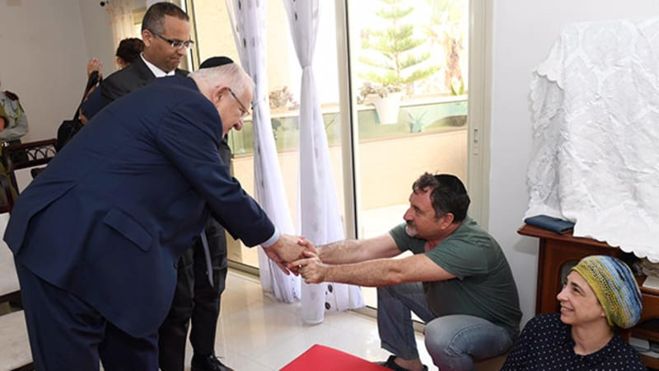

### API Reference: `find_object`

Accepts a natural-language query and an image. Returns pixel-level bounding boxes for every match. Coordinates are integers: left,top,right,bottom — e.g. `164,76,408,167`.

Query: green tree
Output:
360,0,439,95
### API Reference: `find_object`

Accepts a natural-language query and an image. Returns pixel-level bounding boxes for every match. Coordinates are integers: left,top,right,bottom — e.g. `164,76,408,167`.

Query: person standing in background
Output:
0,105,7,130
114,37,145,69
81,2,190,120
0,79,28,144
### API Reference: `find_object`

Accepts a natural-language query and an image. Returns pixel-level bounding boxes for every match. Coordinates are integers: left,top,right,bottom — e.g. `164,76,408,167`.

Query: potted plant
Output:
357,82,403,124
268,86,298,111
359,0,439,124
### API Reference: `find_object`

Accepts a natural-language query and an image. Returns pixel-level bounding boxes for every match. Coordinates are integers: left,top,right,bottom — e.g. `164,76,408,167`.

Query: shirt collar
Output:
141,54,176,78
563,322,618,366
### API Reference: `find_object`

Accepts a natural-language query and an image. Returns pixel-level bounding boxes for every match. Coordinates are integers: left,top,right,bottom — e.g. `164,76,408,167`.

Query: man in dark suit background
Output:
81,2,191,119
4,59,303,370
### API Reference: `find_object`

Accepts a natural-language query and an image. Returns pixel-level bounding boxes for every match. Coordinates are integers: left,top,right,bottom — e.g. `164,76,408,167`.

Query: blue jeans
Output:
377,283,513,371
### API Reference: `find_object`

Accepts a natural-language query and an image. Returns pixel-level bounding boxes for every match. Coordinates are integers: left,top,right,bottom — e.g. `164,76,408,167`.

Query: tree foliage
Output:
359,0,439,94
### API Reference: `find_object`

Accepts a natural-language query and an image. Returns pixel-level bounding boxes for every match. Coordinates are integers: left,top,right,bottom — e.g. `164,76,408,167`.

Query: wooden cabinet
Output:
518,224,659,369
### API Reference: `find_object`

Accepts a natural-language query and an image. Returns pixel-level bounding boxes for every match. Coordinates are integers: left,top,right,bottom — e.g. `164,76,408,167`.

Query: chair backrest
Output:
0,139,57,211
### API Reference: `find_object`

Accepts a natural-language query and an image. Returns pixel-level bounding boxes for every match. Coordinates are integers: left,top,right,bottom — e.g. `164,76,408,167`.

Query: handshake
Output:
263,234,328,284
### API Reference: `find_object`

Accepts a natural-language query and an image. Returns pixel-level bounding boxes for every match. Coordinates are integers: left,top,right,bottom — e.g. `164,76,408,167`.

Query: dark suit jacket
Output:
82,57,187,120
4,76,274,337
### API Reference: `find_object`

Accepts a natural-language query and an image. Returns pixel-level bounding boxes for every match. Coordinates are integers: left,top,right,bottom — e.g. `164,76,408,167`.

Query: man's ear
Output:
213,86,230,104
141,29,152,47
439,213,455,228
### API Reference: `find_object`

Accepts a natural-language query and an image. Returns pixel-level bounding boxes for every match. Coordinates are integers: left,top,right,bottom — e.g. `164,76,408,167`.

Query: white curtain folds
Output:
282,0,363,324
226,0,301,302
106,0,135,47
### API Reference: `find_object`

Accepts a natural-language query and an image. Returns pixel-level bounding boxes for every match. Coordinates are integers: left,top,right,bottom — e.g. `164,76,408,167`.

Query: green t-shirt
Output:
389,217,521,338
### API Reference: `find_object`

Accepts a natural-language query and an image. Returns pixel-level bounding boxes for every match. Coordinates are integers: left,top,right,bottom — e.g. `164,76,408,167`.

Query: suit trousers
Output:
158,216,228,371
15,261,158,371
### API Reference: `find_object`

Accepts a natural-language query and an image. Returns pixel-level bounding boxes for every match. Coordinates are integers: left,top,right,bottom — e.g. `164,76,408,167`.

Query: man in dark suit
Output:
84,4,234,369
81,2,191,119
4,62,303,370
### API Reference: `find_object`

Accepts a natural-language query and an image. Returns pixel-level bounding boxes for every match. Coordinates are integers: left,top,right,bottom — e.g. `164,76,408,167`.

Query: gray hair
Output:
189,63,254,98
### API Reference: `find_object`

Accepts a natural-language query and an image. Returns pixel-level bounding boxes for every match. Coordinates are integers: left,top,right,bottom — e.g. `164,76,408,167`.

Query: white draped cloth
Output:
226,0,301,302
106,0,136,47
527,18,659,262
282,0,363,324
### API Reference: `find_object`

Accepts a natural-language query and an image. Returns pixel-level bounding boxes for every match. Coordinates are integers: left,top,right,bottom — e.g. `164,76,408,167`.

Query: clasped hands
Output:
264,235,327,284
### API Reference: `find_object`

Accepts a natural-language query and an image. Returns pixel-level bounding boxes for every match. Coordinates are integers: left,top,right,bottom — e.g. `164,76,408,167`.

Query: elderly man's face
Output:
142,15,190,73
216,88,252,136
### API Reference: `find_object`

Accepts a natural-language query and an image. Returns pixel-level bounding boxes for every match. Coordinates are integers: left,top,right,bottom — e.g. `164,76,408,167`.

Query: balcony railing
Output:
228,95,468,156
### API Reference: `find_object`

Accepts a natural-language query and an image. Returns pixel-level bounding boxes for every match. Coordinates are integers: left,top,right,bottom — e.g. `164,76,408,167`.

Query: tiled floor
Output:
182,270,432,370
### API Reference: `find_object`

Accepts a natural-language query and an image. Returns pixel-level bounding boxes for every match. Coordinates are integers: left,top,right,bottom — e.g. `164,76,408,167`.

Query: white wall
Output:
489,0,659,323
79,1,116,71
0,0,113,142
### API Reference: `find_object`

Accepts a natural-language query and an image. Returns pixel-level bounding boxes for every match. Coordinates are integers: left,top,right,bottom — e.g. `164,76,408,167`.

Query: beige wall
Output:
0,0,114,142
357,129,467,209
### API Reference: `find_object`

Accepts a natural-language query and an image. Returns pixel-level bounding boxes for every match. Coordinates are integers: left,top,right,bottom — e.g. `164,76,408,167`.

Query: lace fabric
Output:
527,18,659,262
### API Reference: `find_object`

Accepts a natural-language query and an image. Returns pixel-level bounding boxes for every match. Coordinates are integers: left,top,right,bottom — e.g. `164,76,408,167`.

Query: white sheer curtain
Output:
106,0,135,47
226,0,301,302
282,0,363,324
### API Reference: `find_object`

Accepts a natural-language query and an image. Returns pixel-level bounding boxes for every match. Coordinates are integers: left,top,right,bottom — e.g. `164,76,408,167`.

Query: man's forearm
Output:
323,259,405,287
318,239,366,264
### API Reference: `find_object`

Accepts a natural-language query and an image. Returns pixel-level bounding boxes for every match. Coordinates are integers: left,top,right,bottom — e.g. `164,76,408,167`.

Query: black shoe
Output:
377,355,428,371
191,354,234,371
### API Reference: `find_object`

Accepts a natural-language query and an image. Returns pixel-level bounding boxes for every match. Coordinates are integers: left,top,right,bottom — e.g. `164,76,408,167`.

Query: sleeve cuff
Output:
260,226,280,248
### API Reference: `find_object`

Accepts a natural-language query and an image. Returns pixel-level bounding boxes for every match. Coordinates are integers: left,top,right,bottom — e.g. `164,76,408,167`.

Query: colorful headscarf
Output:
572,255,643,329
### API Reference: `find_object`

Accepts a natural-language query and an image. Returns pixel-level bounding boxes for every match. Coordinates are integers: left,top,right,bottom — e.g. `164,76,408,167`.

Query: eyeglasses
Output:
150,30,194,49
228,88,250,118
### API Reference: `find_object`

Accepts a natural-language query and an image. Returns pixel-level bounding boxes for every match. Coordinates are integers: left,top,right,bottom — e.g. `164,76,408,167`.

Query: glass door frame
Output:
333,0,491,241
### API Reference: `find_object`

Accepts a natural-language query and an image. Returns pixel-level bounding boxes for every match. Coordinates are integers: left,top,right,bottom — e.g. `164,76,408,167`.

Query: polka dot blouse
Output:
501,313,646,370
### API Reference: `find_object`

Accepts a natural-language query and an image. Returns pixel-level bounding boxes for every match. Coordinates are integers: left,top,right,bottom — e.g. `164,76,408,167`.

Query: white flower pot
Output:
372,92,402,125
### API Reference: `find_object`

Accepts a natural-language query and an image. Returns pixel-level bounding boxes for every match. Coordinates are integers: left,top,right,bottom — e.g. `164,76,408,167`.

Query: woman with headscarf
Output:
57,38,146,151
502,255,645,370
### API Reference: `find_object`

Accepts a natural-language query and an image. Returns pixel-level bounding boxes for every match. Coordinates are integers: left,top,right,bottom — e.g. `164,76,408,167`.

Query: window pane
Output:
348,0,470,307
190,1,345,269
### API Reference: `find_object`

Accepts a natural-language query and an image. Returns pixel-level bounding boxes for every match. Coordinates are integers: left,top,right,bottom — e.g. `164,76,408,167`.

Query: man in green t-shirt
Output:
293,173,521,371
